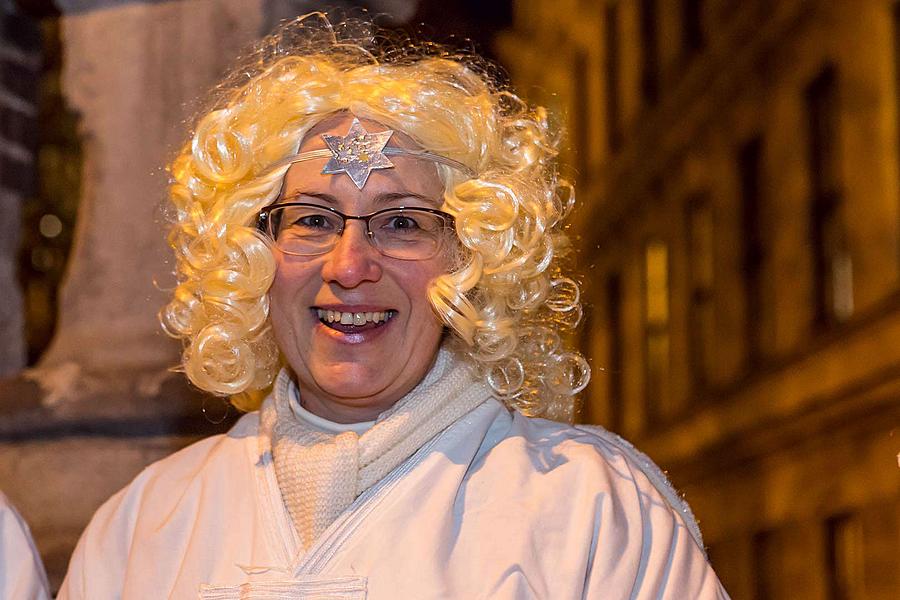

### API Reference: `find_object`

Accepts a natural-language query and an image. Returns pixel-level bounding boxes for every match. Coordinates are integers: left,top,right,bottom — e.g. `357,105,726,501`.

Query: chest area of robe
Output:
111,403,715,599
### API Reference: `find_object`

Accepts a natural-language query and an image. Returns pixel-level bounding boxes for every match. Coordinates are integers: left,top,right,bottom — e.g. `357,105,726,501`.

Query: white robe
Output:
0,491,51,600
59,400,729,599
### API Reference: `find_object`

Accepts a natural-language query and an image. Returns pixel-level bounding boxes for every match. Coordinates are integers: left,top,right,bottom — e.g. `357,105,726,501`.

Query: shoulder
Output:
464,410,727,596
59,413,261,597
133,411,260,490
109,410,258,515
495,412,705,550
105,411,260,516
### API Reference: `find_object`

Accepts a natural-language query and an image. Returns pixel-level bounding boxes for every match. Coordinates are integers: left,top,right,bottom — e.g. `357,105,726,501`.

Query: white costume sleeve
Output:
0,491,51,600
574,426,729,598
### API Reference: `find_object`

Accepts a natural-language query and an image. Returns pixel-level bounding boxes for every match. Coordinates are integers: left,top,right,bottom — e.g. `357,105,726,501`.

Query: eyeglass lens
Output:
267,205,450,260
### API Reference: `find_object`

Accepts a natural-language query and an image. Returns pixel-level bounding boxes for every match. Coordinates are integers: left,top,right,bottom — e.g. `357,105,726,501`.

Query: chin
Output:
314,362,397,401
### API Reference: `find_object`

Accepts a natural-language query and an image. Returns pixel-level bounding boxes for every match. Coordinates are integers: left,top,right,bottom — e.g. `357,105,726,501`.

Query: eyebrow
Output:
281,190,442,207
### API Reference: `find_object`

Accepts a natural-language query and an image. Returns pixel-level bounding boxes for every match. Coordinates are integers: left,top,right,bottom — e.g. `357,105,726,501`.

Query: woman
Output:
0,491,50,599
60,14,728,599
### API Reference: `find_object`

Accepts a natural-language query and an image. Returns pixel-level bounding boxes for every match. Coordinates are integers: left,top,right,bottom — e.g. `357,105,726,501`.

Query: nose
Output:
320,221,383,287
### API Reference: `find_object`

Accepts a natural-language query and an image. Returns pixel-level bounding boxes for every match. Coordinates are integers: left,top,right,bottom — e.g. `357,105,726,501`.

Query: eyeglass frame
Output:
256,201,457,261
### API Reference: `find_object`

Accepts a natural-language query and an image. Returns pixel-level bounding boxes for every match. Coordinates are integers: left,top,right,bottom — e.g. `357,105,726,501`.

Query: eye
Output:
297,214,333,229
273,206,339,238
384,215,421,231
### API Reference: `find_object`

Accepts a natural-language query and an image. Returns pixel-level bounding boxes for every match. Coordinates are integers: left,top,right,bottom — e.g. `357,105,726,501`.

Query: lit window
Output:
643,240,670,421
806,64,852,327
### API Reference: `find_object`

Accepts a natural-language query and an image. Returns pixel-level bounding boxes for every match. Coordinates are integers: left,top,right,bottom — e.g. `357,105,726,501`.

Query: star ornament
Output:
321,118,396,189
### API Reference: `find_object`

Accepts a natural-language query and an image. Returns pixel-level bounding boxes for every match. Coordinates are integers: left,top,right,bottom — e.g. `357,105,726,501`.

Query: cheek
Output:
269,263,317,322
268,276,291,321
402,264,445,323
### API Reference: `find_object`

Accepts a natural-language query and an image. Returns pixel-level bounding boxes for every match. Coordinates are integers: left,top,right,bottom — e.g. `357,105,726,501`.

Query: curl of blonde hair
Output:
161,13,589,420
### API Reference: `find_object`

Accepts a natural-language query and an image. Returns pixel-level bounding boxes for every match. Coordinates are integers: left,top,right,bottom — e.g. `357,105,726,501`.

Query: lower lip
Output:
313,315,394,344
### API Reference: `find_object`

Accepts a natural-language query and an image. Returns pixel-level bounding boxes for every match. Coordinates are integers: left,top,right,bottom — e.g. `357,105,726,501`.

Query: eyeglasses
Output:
257,202,456,261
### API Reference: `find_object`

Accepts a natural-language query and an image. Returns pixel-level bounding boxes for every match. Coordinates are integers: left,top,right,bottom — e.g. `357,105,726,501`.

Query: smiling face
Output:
268,114,451,423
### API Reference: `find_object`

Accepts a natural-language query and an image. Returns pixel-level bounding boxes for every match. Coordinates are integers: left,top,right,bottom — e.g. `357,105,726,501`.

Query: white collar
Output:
287,384,375,435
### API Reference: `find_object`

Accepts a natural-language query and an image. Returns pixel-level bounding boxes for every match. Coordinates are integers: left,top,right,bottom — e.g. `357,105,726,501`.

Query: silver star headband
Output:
268,118,475,189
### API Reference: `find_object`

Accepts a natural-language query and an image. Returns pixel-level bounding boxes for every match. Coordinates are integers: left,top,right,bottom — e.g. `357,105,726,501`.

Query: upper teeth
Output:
317,309,393,325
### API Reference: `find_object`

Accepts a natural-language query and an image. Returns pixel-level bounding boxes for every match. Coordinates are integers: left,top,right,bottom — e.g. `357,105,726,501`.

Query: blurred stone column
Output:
0,0,263,587
41,0,264,382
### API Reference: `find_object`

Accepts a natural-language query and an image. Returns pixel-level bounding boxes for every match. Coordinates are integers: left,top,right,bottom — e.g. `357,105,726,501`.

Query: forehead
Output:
280,113,444,206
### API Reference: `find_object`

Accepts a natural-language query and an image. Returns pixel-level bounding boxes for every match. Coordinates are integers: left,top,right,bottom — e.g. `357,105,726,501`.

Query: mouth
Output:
314,308,397,334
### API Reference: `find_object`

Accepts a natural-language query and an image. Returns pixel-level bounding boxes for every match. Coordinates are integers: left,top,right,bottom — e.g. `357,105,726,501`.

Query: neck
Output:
291,397,374,434
298,394,390,424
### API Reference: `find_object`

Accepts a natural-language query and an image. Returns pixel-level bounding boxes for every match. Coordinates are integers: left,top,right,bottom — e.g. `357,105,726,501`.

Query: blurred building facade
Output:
498,1,899,598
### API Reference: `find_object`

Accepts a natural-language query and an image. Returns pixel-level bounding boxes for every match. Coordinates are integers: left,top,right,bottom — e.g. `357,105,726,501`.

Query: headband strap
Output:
267,118,475,189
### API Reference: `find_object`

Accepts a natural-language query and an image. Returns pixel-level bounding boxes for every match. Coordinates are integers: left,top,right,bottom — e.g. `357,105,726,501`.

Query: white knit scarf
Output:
260,346,492,551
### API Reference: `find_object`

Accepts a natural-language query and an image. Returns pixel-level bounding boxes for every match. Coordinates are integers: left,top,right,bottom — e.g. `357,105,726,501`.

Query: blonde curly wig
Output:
161,13,589,420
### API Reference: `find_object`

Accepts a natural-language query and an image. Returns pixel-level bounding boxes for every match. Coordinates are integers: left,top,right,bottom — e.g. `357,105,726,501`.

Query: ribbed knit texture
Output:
261,346,492,550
